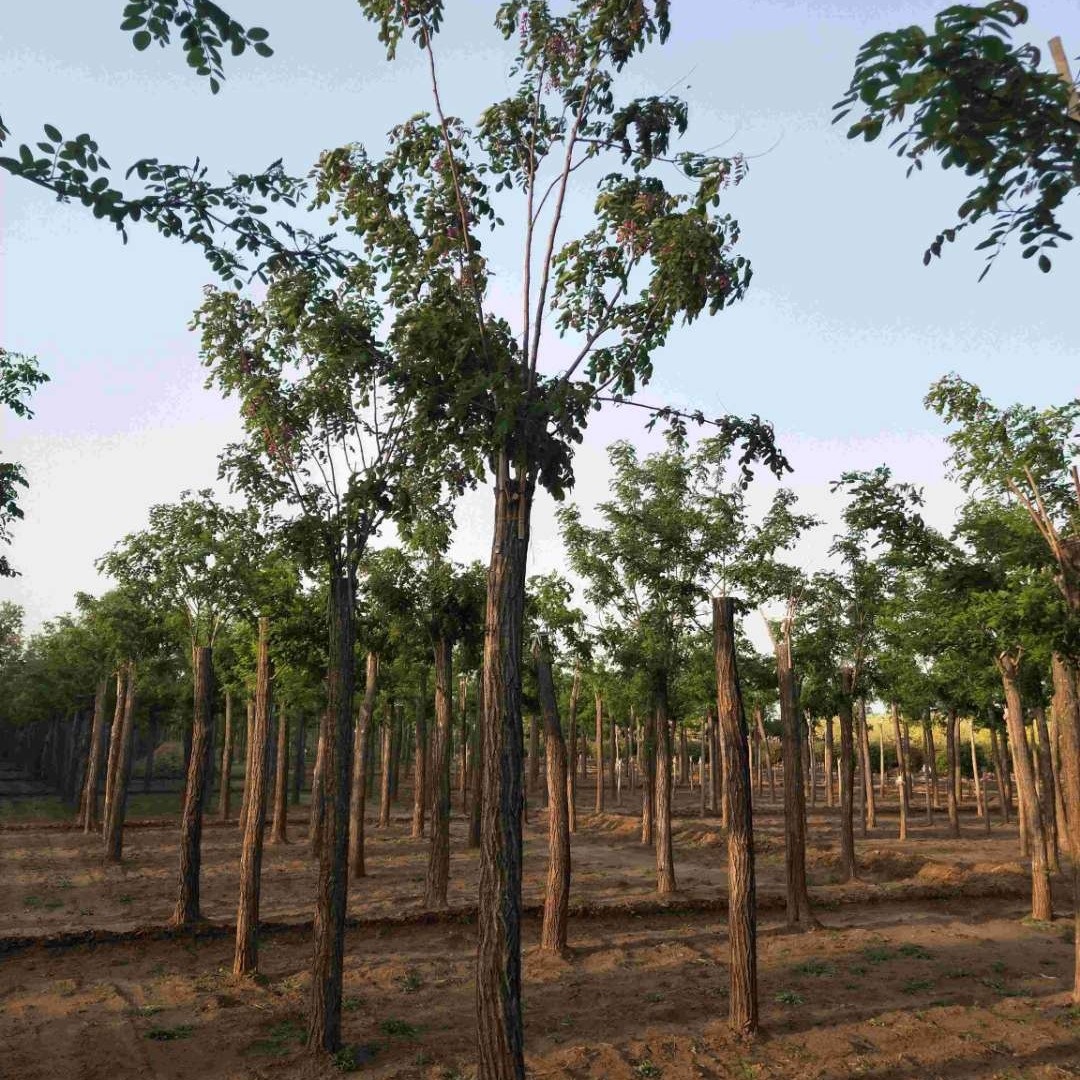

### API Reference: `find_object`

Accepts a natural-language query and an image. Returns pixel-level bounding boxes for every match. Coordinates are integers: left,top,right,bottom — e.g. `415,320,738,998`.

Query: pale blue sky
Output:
2,1,1077,630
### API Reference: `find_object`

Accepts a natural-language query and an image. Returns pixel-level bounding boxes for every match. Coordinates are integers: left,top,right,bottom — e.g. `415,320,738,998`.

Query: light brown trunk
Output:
654,694,675,895
348,652,378,879
837,669,857,882
103,662,136,862
533,640,570,955
219,690,234,821
823,715,834,809
308,714,327,855
593,690,604,814
234,618,272,976
378,706,393,827
269,704,289,844
945,708,960,837
1032,705,1059,872
102,667,126,835
80,678,108,832
413,670,429,839
566,666,579,834
714,597,757,1035
891,703,909,838
858,698,876,831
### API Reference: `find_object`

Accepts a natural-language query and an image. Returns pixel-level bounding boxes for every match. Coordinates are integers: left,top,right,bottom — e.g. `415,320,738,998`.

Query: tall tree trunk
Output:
425,636,453,909
714,596,757,1035
653,677,676,895
641,709,656,846
566,665,580,834
234,617,273,975
755,707,775,802
593,690,604,814
270,705,289,844
102,666,127,834
921,716,935,825
174,645,215,924
349,652,378,879
990,723,1010,824
533,639,570,956
890,703,910,839
528,712,540,795
308,569,357,1053
774,622,816,928
292,715,306,806
1032,705,1060,873
80,678,108,832
413,670,429,839
804,714,815,810
945,708,960,837
837,668,857,882
997,653,1053,922
878,722,886,800
1049,652,1080,1003
475,466,531,1080
459,675,469,811
104,662,136,862
969,721,983,819
219,691,234,821
240,698,255,832
857,698,876,831
823,715,834,809
309,715,328,855
926,715,940,810
378,705,393,827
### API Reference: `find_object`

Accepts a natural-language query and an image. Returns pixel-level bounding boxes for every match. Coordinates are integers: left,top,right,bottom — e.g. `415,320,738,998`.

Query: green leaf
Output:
132,30,152,51
1037,254,1051,273
247,27,270,42
253,42,273,58
43,124,61,142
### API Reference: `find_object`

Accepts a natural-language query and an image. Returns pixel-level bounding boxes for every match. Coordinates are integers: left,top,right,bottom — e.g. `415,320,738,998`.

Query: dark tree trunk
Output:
1032,705,1059,872
566,666,580,834
104,662,136,862
475,467,531,1080
174,645,215,925
774,622,816,928
102,666,127,834
309,715,328,856
945,708,960,837
837,668,857,882
1049,652,1080,1004
413,669,429,839
80,678,108,832
653,679,676,895
308,570,356,1054
997,653,1053,922
270,705,289,844
349,652,378,879
533,639,570,956
219,690,234,821
528,711,540,795
425,636,453,909
641,709,656,846
714,597,757,1035
378,706,393,827
459,675,469,811
233,618,273,975
468,703,482,850
292,714,306,806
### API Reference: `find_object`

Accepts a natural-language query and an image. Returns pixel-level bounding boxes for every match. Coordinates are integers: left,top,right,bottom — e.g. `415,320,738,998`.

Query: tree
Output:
835,1,1080,278
0,350,49,577
98,489,266,925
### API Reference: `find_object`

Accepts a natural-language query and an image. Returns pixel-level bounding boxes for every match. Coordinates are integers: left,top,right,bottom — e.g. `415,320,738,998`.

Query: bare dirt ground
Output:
1,783,1077,1078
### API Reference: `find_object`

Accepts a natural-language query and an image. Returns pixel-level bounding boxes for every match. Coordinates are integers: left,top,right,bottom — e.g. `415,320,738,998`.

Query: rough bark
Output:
945,708,960,838
969,721,983,819
378,706,393,828
921,716,935,825
714,597,757,1036
1032,705,1059,873
653,679,676,895
425,637,453,909
348,652,378,879
997,653,1053,922
641,709,656,846
528,711,540,795
104,662,136,862
219,690,234,821
233,617,273,976
774,622,816,928
102,666,127,835
989,723,1010,824
823,715,834,809
174,645,215,924
308,571,356,1053
837,668,857,882
80,678,108,832
755,707,775,802
475,468,531,1080
857,698,876,831
270,704,289,845
309,715,327,855
1049,652,1080,1003
240,698,255,833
